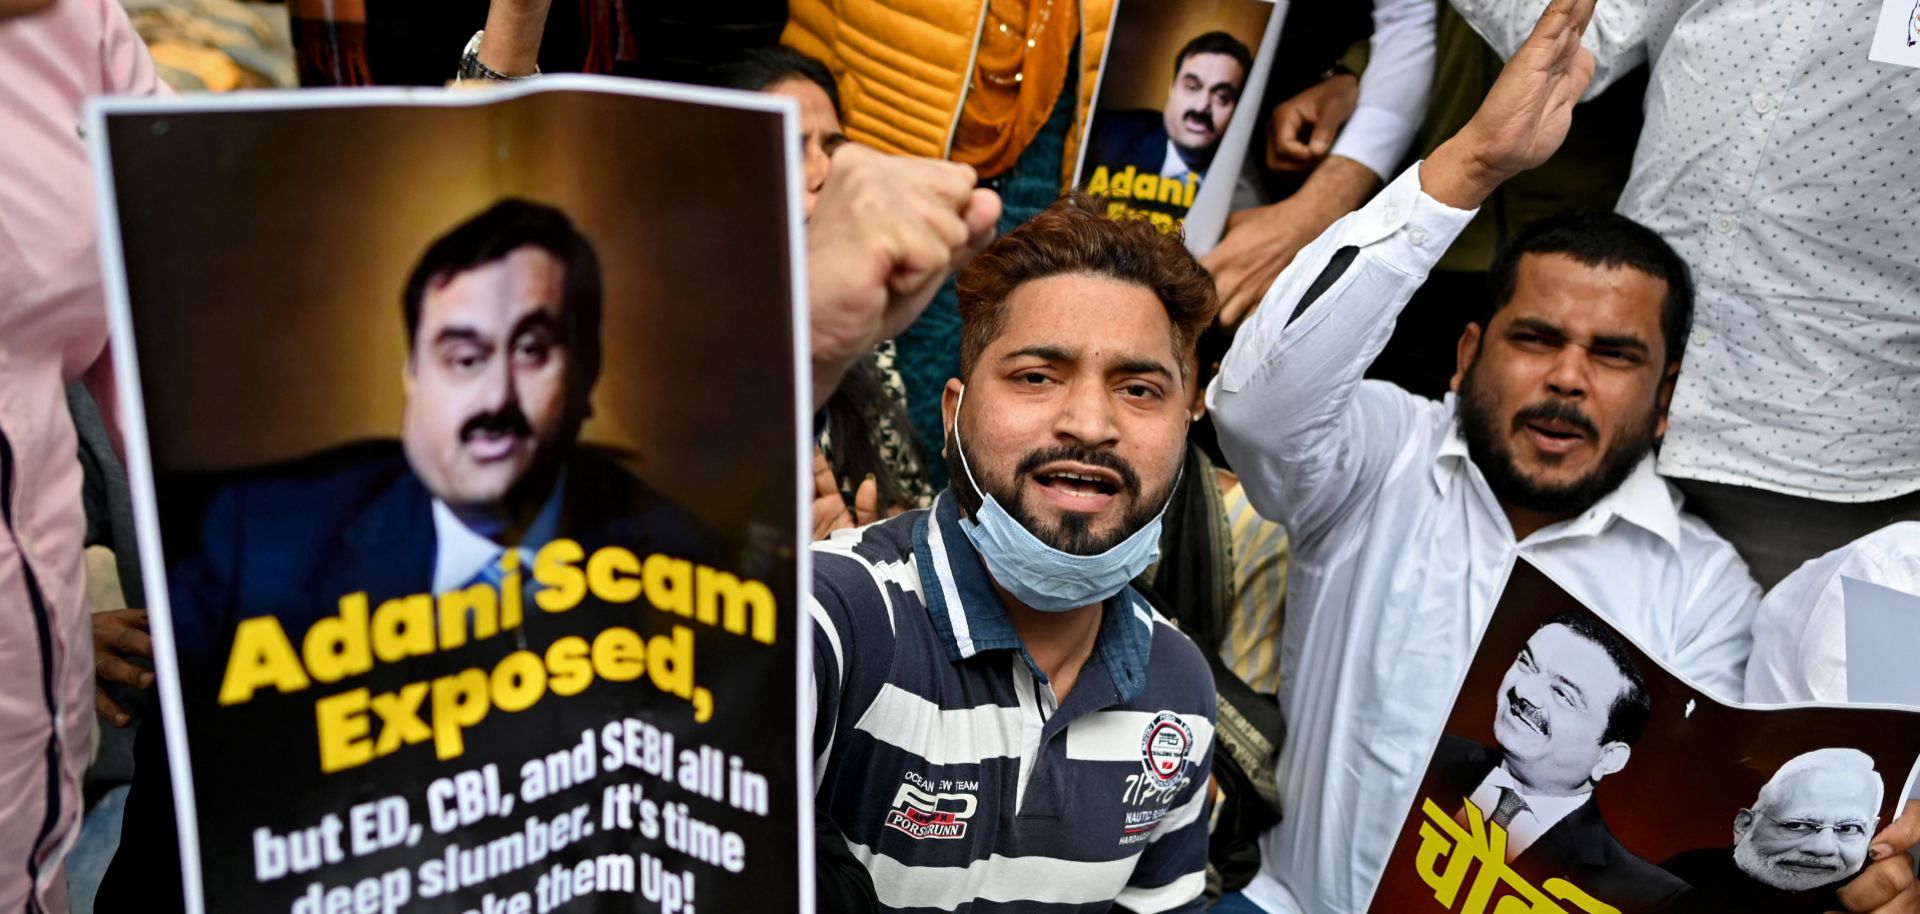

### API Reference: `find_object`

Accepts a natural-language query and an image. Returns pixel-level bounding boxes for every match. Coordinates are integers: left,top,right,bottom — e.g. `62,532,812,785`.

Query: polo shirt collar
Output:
912,491,1154,702
1433,396,1684,552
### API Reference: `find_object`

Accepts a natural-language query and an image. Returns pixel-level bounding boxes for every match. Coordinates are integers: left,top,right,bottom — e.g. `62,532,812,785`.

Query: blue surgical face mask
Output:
948,384,1180,612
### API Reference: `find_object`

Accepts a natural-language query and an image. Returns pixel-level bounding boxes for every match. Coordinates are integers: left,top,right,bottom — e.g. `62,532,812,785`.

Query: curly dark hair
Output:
955,193,1219,384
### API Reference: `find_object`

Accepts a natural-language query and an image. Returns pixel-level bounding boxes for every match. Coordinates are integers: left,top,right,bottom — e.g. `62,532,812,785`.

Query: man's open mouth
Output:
1524,418,1587,443
1033,464,1122,501
466,430,524,462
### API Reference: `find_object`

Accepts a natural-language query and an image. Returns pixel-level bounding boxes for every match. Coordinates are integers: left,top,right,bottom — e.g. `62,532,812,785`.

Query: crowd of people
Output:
2,0,1917,911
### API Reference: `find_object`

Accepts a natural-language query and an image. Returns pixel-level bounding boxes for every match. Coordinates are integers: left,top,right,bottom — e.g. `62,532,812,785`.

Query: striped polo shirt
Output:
809,492,1217,913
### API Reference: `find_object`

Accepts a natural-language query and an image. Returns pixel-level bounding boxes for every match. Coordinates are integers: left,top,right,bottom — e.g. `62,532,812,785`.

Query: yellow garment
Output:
949,0,1078,177
783,0,1113,183
1222,482,1288,695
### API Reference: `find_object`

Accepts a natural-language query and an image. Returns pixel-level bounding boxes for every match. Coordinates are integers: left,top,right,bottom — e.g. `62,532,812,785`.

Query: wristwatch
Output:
1319,61,1359,82
458,30,540,82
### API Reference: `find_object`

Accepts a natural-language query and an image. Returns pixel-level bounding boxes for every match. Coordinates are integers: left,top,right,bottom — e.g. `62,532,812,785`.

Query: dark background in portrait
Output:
1371,560,1920,913
104,87,804,914
1092,0,1271,114
108,91,797,546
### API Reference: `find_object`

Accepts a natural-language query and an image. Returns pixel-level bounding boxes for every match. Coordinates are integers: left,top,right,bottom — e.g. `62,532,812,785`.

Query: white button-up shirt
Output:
1449,0,1920,502
1207,165,1762,914
1333,0,1437,180
1746,521,1920,704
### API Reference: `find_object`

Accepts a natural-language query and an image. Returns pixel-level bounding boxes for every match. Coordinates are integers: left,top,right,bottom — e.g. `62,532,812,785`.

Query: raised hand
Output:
1265,72,1360,174
1421,0,1597,209
808,144,1001,410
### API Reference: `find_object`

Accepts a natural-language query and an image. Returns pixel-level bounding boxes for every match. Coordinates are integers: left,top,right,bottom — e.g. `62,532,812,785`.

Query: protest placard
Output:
91,77,812,914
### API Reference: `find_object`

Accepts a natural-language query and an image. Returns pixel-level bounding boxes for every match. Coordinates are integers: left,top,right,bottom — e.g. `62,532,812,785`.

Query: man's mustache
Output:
1512,399,1599,440
1015,446,1142,499
1773,853,1841,869
460,404,532,442
1506,687,1550,737
1182,110,1217,133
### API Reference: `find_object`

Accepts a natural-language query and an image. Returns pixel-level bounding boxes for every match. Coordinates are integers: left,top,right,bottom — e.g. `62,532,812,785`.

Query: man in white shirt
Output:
1204,0,1763,910
1446,0,1920,587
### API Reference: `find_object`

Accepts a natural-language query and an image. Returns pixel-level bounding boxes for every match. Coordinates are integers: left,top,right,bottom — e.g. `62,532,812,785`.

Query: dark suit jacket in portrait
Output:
1087,108,1183,177
162,439,719,679
1427,734,1691,912
1662,846,1843,914
104,440,726,913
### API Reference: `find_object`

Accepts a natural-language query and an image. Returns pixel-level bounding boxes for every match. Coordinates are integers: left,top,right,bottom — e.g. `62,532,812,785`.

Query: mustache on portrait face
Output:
1182,110,1217,133
1506,686,1550,737
459,402,532,443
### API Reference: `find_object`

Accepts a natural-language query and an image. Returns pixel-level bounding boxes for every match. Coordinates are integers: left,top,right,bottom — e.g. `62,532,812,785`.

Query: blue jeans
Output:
1211,891,1273,913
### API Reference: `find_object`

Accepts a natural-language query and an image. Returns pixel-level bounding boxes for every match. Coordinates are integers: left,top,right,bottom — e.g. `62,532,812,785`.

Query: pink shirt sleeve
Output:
98,0,166,95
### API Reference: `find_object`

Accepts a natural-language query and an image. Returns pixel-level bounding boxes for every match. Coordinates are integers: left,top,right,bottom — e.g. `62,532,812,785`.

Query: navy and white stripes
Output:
809,493,1216,913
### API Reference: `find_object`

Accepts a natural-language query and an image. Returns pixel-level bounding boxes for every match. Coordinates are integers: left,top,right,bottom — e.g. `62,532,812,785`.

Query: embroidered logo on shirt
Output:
884,782,976,840
1119,807,1170,845
1139,711,1195,787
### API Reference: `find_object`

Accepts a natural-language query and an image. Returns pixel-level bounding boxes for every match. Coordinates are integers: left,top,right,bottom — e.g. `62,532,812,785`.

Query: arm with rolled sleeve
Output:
1445,0,1649,98
1330,0,1437,180
1206,164,1475,541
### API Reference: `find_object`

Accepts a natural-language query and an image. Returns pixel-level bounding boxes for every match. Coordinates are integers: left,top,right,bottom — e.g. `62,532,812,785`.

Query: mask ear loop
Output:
950,384,991,505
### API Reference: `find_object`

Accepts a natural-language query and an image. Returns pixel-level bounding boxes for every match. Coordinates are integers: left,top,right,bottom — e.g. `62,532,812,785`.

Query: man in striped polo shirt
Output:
809,195,1221,913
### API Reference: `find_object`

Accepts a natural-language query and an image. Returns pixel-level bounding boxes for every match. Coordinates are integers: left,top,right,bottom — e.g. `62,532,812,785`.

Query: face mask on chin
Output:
948,384,1180,613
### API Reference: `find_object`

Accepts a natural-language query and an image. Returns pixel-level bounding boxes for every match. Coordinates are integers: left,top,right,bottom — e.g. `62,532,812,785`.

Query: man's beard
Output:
1733,837,1848,892
947,429,1175,556
1455,358,1657,518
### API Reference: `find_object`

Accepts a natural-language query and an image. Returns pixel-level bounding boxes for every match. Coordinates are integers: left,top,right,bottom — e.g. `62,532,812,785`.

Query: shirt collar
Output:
1433,396,1684,553
1160,139,1189,179
1483,763,1593,823
912,491,1154,703
430,470,568,594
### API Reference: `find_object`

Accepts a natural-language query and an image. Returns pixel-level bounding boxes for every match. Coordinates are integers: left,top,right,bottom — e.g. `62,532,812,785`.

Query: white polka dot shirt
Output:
1453,0,1920,502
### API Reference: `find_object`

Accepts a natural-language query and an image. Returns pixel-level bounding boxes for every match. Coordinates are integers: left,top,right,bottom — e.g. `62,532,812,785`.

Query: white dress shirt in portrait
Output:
1160,139,1193,180
1466,764,1593,859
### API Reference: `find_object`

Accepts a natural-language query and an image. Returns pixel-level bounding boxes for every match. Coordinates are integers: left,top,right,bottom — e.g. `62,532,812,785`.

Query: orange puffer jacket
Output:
783,0,1115,183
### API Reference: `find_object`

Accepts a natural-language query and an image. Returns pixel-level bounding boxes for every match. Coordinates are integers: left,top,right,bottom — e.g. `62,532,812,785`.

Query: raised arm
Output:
1208,0,1597,539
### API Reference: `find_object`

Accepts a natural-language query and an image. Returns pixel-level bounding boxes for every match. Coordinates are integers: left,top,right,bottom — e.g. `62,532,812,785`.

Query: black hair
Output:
1541,611,1652,748
823,353,927,512
1173,31,1254,81
402,199,602,403
1487,212,1694,367
704,45,841,118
